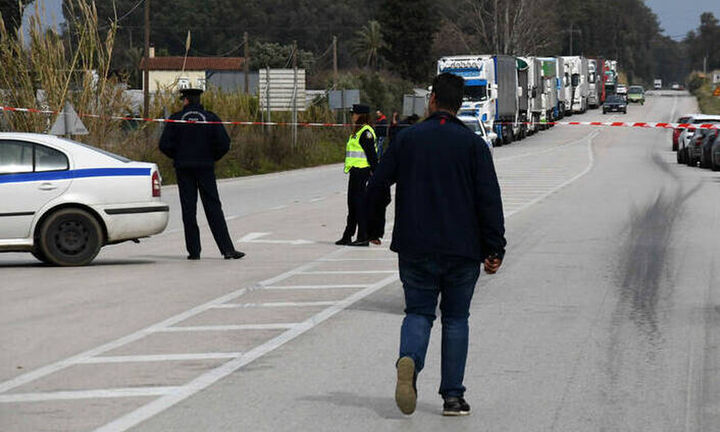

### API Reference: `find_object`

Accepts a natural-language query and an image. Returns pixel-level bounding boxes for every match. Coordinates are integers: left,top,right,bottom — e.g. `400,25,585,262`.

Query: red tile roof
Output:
140,56,245,71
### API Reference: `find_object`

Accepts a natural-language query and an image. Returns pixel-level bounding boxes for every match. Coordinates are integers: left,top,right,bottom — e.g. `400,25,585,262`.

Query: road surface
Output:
1,91,718,431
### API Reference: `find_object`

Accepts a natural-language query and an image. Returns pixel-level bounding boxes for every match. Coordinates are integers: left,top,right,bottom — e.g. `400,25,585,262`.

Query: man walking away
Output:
159,87,245,260
366,73,506,416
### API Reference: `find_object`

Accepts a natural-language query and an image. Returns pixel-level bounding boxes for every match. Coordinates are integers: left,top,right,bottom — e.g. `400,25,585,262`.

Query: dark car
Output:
603,94,627,114
698,129,720,169
711,133,720,171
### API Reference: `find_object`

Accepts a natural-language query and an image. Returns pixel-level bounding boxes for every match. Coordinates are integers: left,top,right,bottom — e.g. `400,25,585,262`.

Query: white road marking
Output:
319,258,394,262
265,284,369,290
76,353,243,364
504,131,597,218
309,197,326,202
299,270,397,275
238,232,314,245
93,273,399,432
0,249,348,395
0,387,179,403
212,301,338,308
159,324,298,332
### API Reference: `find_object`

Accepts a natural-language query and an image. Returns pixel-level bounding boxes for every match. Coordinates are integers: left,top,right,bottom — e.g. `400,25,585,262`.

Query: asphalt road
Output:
1,91,718,431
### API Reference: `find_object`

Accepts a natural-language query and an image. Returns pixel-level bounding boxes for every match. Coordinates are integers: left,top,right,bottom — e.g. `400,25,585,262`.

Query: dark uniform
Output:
337,104,378,246
158,89,244,260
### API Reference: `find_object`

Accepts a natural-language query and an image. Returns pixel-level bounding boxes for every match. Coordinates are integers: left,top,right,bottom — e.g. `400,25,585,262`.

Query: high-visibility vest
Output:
344,124,376,173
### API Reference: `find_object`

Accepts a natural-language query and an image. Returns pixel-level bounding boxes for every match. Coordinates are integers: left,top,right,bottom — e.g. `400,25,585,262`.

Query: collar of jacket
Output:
183,103,204,112
426,110,468,129
352,123,371,138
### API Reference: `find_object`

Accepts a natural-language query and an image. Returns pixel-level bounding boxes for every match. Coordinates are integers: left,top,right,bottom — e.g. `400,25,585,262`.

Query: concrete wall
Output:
147,71,206,92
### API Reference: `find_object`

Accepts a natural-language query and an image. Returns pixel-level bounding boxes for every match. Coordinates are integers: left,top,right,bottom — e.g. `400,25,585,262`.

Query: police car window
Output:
35,144,69,172
58,138,131,162
0,140,34,174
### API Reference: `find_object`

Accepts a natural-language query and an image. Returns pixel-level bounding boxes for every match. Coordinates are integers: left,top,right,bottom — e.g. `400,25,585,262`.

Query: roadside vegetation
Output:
688,73,720,116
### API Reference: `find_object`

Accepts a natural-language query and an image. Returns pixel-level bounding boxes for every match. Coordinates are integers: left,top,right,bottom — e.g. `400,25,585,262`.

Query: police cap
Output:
180,88,204,98
350,104,370,114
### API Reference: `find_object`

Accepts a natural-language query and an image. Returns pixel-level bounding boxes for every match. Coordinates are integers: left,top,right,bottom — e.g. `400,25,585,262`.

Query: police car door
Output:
0,139,72,240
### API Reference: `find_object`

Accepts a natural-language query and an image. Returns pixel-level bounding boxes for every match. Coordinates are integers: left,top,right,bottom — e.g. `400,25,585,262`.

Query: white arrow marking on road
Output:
238,232,314,245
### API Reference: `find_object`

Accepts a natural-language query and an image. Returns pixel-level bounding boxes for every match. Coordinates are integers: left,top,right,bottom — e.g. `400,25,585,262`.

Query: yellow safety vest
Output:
344,124,377,173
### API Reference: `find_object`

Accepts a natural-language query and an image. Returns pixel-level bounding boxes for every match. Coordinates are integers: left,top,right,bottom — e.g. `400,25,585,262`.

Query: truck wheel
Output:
712,158,719,171
38,208,103,266
505,126,514,144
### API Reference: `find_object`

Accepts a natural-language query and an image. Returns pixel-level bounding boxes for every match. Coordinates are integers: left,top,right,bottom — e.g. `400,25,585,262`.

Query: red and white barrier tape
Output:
1,105,719,130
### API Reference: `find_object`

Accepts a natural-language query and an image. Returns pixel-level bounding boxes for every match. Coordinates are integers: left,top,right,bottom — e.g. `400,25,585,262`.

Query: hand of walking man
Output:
483,257,502,274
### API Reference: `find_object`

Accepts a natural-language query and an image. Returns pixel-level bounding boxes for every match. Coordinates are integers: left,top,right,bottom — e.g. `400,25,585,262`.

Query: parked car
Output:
616,84,628,95
698,129,720,169
672,115,693,151
711,133,720,171
0,133,169,266
677,115,720,164
627,86,645,104
458,114,497,152
671,82,681,90
603,94,627,114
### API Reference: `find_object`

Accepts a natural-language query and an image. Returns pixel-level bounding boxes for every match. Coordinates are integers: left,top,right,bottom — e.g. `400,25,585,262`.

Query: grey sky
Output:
645,0,720,39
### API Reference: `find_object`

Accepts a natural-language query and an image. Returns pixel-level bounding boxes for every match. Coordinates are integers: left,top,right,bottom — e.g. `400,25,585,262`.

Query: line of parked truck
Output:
437,55,619,145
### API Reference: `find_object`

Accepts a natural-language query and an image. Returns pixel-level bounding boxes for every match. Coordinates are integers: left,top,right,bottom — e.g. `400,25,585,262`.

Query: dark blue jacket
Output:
366,111,506,261
159,104,230,168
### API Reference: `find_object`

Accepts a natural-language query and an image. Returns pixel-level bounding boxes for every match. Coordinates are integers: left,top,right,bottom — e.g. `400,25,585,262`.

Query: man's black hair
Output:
431,73,465,113
183,94,201,105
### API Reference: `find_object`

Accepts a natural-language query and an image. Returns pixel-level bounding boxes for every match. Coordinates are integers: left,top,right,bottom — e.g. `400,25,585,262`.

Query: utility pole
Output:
567,23,581,56
143,0,150,120
243,32,250,94
292,40,298,148
332,35,338,89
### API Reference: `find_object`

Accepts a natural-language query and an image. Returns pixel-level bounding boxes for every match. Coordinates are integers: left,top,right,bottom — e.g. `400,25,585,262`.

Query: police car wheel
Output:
39,208,103,266
31,249,50,264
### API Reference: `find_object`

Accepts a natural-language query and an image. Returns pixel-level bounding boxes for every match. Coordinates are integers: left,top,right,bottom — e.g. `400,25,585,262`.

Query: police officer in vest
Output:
159,87,245,260
336,104,378,247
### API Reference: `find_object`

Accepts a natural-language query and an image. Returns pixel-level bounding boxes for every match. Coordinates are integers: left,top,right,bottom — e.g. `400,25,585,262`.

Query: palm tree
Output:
352,20,386,70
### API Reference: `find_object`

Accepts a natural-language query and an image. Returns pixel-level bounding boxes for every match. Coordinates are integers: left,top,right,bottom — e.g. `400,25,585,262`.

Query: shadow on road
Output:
0,259,157,268
299,391,439,419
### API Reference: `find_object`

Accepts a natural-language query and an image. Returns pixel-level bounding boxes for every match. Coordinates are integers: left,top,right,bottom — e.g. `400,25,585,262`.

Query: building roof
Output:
140,56,245,71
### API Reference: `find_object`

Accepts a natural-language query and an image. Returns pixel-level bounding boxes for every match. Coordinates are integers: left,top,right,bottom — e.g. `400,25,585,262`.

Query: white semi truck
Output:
557,57,572,116
562,56,589,113
518,56,544,135
437,55,522,145
588,59,601,109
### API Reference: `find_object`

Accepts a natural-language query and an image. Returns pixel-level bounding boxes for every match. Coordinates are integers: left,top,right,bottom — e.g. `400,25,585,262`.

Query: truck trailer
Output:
437,55,521,145
562,56,589,113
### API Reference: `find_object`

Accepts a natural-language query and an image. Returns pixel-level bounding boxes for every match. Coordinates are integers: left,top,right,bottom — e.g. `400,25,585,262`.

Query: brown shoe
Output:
395,356,417,415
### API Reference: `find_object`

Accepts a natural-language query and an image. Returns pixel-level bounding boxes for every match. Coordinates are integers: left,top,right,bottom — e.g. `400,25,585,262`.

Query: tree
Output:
0,0,28,35
438,0,559,55
685,12,720,72
378,0,439,83
249,41,314,70
351,20,385,70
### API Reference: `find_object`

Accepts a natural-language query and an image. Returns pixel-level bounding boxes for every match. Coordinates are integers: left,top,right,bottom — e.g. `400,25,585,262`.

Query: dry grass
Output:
0,0,348,183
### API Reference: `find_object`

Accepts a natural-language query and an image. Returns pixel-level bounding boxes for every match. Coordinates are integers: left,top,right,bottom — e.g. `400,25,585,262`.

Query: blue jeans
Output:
398,253,480,398
377,137,385,159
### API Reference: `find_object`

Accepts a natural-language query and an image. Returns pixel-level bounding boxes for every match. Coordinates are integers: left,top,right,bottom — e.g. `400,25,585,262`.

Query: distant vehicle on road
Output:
627,86,645,104
458,114,497,152
603,94,627,114
671,82,681,90
676,115,720,165
0,133,169,266
616,84,628,95
654,79,662,90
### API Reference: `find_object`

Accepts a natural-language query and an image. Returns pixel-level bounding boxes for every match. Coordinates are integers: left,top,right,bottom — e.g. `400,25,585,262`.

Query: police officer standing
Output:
336,104,378,247
159,87,245,260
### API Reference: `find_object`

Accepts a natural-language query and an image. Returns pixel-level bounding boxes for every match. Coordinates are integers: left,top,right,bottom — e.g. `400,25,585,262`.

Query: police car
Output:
0,133,169,266
458,114,497,152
